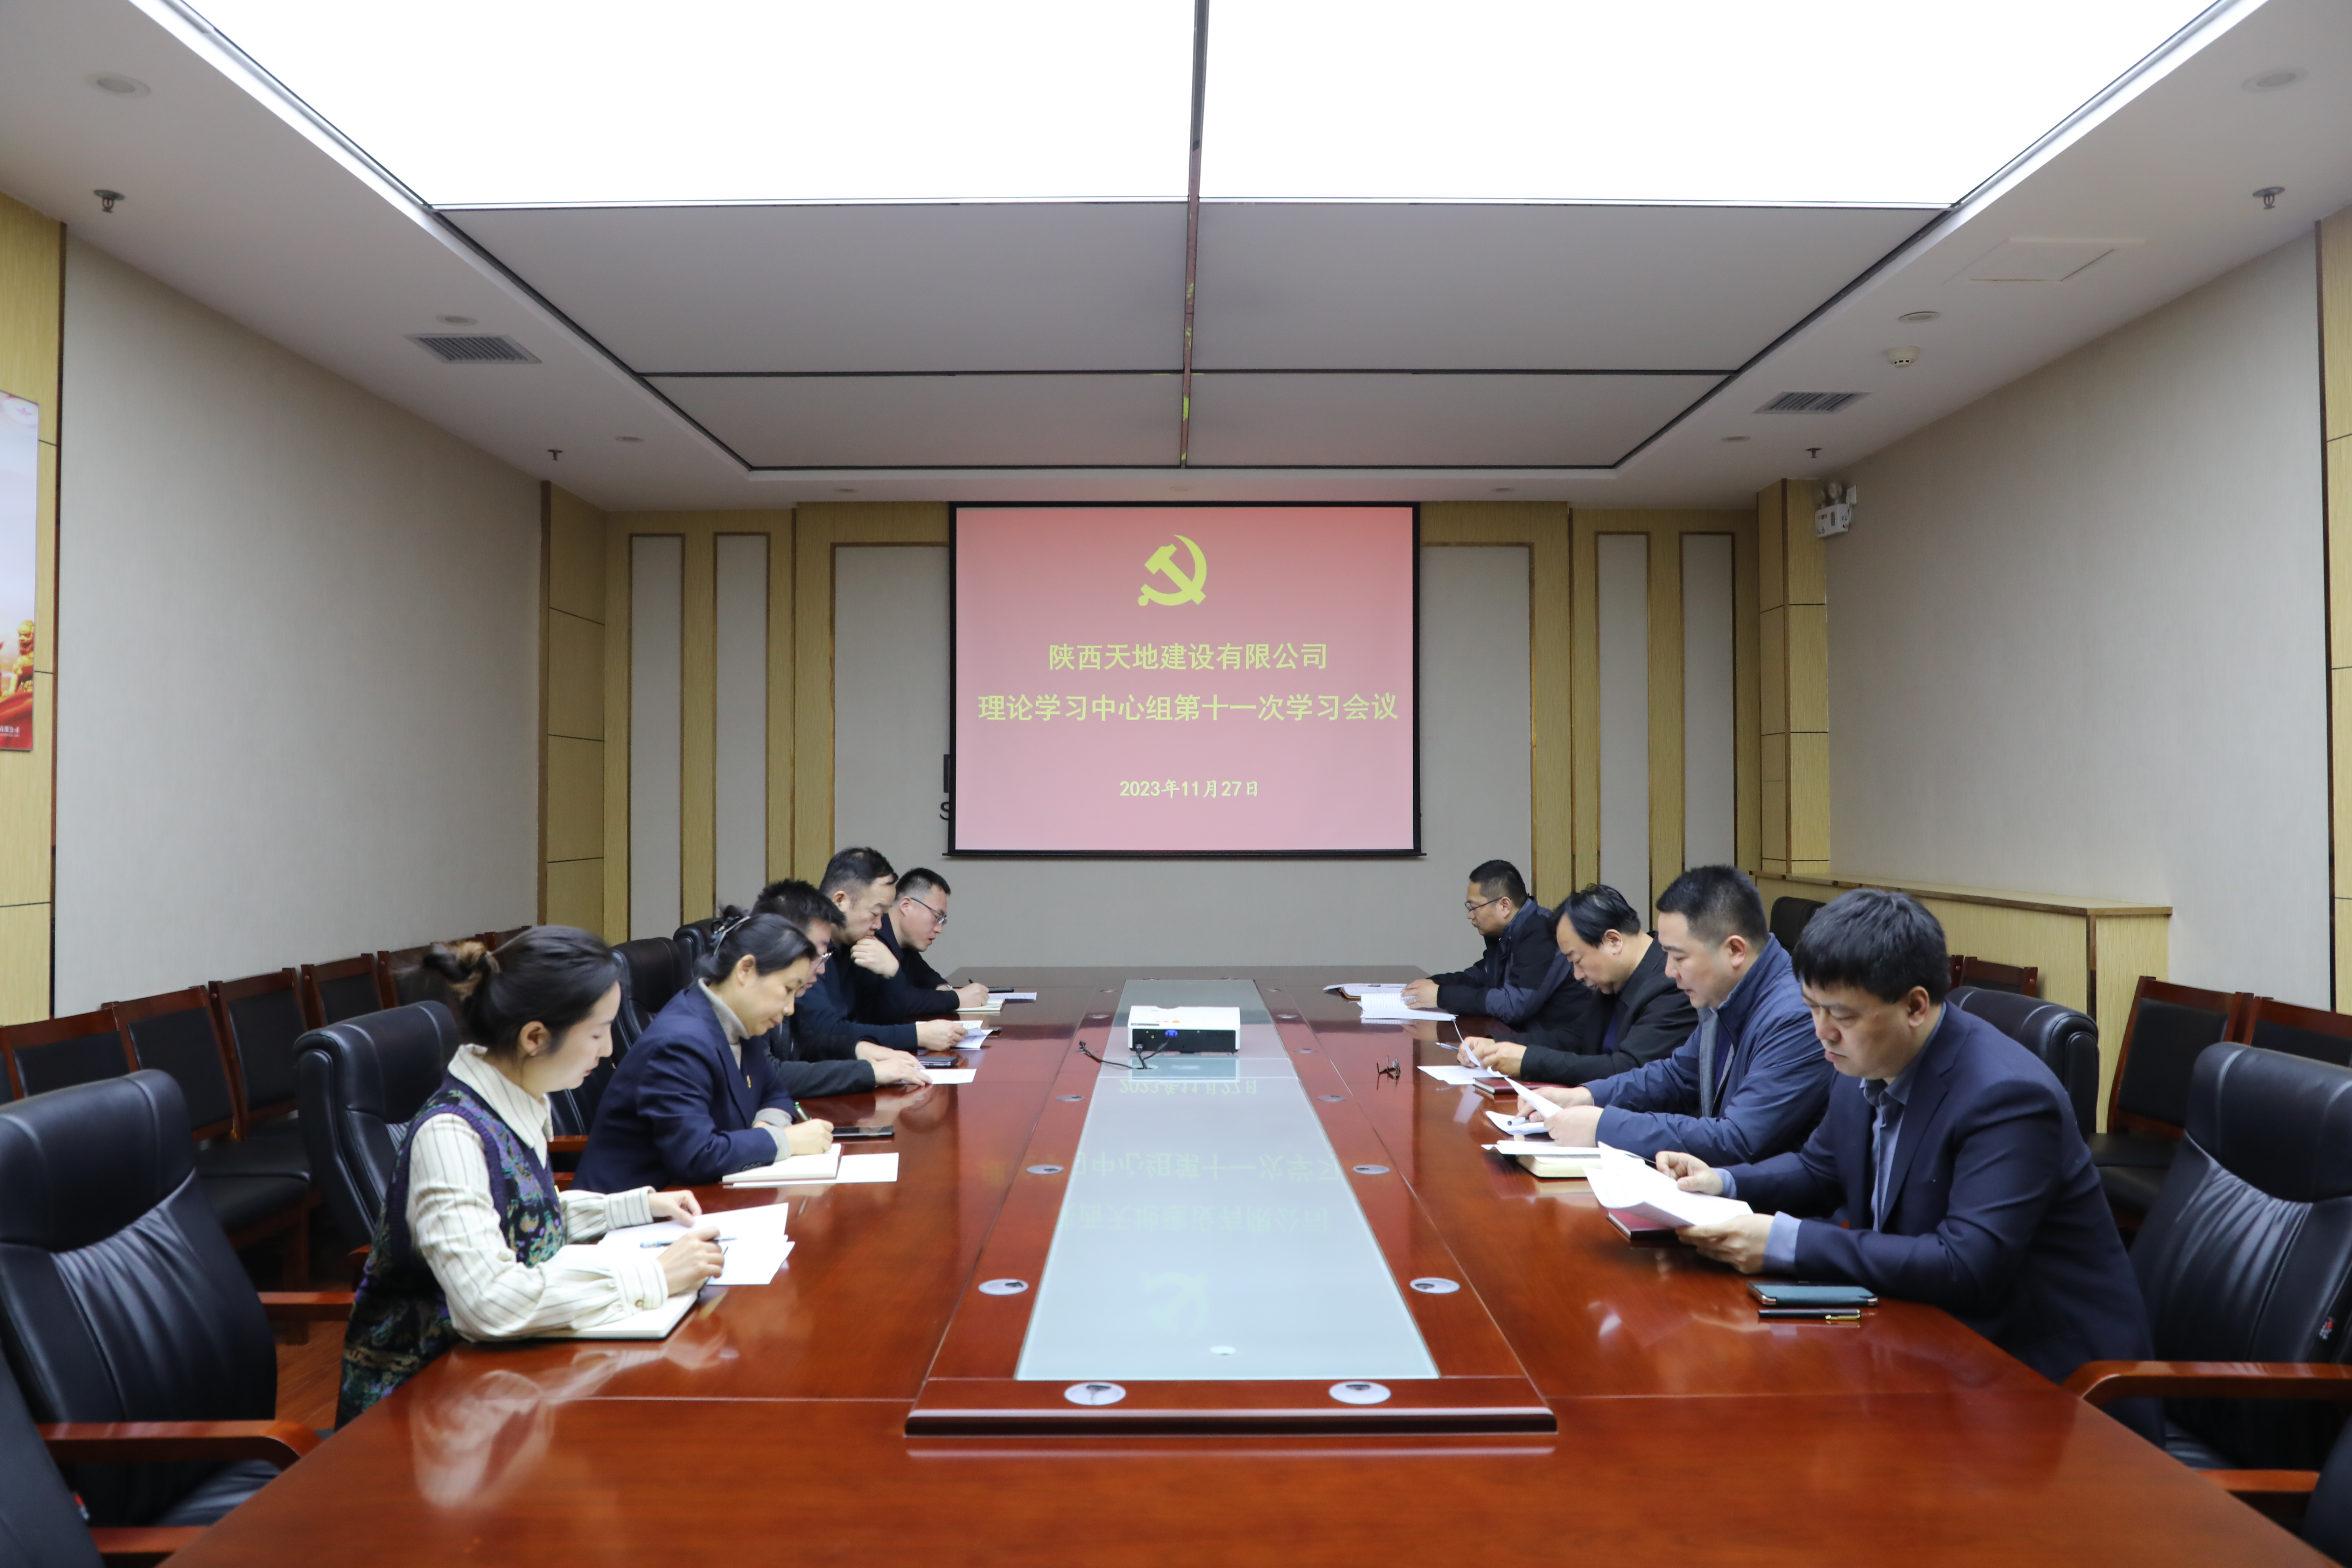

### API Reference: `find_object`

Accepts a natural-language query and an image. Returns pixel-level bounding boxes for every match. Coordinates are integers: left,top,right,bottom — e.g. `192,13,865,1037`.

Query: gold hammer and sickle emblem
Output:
1138,535,1208,607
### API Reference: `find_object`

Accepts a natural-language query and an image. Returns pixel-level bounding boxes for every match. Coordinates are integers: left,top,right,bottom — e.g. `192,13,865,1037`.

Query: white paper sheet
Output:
989,990,1039,1002
597,1204,792,1251
1489,1139,1602,1157
713,1237,793,1286
1419,1064,1503,1086
1357,994,1456,1021
1484,1110,1551,1137
721,1147,842,1186
1586,1148,1753,1229
922,1068,978,1084
835,1152,899,1183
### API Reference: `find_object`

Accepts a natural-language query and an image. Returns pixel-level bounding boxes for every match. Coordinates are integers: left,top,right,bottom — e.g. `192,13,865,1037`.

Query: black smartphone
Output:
1748,1282,1879,1308
831,1125,895,1141
916,1054,962,1069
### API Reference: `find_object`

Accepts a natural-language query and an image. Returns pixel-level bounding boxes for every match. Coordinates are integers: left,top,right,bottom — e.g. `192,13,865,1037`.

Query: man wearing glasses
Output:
881,868,992,1013
1402,859,1603,1039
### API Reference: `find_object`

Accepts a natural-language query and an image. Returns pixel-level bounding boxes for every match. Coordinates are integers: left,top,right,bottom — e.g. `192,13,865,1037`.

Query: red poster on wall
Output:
0,393,34,752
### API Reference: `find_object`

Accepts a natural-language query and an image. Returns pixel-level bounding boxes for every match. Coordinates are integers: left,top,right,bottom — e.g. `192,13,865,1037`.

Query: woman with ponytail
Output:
339,927,722,1424
574,908,834,1195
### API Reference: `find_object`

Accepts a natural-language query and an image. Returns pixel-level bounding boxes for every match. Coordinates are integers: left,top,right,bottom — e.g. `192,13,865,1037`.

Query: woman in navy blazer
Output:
575,911,834,1193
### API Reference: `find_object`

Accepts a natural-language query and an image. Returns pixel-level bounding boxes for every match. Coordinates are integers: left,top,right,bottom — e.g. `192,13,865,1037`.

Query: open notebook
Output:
531,1246,705,1340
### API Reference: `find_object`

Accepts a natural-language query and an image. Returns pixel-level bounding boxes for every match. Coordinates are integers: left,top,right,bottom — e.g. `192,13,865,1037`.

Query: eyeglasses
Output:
1463,895,1507,915
903,898,948,927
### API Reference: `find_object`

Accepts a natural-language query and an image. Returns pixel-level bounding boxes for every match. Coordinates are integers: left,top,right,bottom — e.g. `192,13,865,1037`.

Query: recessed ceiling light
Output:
436,313,476,326
1720,435,1750,443
614,435,644,443
1898,310,1940,323
2244,68,2304,91
86,73,149,98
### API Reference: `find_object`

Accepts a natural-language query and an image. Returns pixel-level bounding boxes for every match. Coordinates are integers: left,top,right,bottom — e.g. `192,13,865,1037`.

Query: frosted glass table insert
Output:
1014,980,1437,1382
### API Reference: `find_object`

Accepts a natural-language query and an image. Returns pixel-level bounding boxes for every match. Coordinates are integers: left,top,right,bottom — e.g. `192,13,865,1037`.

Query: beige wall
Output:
1828,234,2328,1006
54,238,541,1010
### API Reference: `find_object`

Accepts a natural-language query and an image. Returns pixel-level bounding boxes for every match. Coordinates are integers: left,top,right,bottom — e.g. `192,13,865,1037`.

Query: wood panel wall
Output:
0,195,60,1023
541,484,608,931
2324,205,2352,1009
1757,479,1828,878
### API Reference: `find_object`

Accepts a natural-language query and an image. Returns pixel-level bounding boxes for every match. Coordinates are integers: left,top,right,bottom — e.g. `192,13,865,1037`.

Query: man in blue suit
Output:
1522,865,1830,1164
1664,888,2154,1404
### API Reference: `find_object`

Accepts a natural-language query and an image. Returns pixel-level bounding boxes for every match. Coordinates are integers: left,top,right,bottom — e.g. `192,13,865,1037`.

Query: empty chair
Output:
112,988,313,1282
1946,985,2099,1138
1950,955,2040,997
296,1001,459,1253
208,969,313,1178
2235,994,2352,1070
299,952,391,1027
2093,976,2245,1223
0,1010,131,1098
0,1353,103,1568
1767,896,1822,955
617,935,686,1021
2074,1044,2352,1474
0,1071,325,1528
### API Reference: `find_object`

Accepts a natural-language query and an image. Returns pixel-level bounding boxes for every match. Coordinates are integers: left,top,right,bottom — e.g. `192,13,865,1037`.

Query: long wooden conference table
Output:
177,967,2324,1565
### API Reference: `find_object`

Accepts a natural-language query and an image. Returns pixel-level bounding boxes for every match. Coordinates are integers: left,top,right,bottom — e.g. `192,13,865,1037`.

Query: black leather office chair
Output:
1947,985,2100,1138
295,1002,458,1252
2093,977,2243,1222
552,954,638,1141
1768,896,1823,955
205,970,313,1180
620,936,687,1021
2114,1044,2352,1471
0,1353,103,1568
0,1071,299,1527
0,1009,132,1097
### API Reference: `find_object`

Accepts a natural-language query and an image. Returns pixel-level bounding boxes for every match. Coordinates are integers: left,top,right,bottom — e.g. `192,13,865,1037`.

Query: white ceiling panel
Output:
651,374,1181,468
1191,203,1930,371
1186,374,1718,468
453,203,1190,374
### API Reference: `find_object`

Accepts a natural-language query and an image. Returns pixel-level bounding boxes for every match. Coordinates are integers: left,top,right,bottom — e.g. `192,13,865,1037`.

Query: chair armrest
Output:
87,1525,204,1568
2065,1360,2352,1407
2201,1469,2321,1520
548,1134,588,1154
258,1291,354,1322
40,1419,322,1469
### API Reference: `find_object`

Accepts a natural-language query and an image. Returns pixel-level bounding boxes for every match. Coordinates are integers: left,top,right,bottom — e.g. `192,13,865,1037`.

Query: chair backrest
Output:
0,1071,275,1526
0,1010,133,1099
383,941,465,1017
1767,897,1822,955
553,953,639,1140
1950,955,2039,998
2131,1043,2352,1469
0,1355,103,1568
299,952,391,1028
620,936,687,1021
1945,986,2098,1136
483,925,531,950
295,1002,459,1252
209,969,308,1130
108,989,238,1143
2107,975,2244,1140
2235,994,2352,1070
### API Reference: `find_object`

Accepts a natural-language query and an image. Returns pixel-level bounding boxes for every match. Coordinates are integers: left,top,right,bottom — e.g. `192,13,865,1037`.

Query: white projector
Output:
1126,1005,1241,1054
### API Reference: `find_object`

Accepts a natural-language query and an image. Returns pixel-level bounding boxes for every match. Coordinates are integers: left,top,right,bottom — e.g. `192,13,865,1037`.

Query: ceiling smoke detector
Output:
1898,310,1940,323
86,73,149,97
1885,346,1920,367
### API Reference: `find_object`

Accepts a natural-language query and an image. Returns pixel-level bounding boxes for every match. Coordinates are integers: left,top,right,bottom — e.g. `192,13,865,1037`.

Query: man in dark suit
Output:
750,877,929,1090
1521,865,1830,1164
867,867,990,1019
1663,888,2154,1405
793,847,968,1057
1461,882,1695,1087
1403,859,1604,1039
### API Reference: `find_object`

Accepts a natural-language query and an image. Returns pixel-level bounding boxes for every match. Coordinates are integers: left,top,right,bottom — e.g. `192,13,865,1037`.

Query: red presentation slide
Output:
952,505,1419,855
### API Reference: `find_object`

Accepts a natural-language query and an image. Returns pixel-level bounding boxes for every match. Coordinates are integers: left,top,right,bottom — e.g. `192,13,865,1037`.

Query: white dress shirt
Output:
405,1045,669,1340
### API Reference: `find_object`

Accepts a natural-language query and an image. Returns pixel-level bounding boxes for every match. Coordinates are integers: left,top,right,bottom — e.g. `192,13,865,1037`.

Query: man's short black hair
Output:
897,867,951,902
1468,859,1528,906
820,846,896,899
1654,864,1767,947
1561,883,1643,945
1791,888,1950,1005
755,878,839,936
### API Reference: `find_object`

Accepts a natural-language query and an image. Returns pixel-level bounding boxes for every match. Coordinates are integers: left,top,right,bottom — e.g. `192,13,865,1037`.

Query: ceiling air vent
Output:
1756,391,1864,414
406,333,540,365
